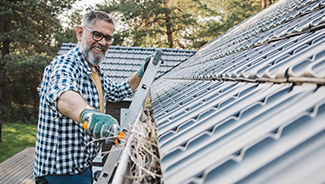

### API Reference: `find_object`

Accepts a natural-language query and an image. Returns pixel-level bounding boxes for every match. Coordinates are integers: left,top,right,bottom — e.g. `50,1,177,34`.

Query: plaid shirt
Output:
34,47,134,177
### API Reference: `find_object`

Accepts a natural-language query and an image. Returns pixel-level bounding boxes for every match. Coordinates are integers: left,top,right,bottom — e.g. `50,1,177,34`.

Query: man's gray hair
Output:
81,10,115,32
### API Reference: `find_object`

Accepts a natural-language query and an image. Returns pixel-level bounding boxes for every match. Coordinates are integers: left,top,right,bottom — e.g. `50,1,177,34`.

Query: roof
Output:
57,43,196,83
150,0,325,183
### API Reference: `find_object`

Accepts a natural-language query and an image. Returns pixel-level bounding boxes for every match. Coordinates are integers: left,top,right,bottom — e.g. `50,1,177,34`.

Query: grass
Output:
0,122,37,163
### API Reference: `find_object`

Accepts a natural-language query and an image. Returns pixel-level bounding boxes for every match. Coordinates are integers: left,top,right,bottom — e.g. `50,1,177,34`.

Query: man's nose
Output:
98,38,106,46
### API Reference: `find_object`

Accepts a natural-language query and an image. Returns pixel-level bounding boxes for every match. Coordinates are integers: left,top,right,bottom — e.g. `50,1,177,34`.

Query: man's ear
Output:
76,26,83,42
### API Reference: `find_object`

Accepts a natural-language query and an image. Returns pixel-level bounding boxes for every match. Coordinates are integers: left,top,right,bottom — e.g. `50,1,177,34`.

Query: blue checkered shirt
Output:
34,47,134,177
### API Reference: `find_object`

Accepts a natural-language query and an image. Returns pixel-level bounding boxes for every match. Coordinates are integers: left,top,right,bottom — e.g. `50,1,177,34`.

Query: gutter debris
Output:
99,94,162,184
126,107,162,183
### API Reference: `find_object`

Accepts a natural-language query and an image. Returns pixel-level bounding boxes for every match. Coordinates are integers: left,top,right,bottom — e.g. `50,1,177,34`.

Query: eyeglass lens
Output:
93,31,114,44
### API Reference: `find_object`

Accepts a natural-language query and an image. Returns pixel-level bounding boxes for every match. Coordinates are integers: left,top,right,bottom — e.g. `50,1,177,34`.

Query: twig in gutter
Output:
126,106,163,184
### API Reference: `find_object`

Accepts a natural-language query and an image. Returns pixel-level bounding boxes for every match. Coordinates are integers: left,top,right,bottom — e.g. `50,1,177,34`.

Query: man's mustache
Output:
90,43,106,52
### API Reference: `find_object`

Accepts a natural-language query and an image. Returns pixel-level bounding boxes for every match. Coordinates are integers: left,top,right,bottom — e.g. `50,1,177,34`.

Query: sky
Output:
75,0,105,7
60,0,106,28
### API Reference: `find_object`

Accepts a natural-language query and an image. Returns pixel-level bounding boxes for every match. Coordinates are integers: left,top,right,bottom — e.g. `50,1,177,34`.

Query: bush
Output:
3,53,51,123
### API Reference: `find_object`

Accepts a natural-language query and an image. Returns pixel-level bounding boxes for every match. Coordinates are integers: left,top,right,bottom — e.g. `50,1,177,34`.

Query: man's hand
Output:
80,107,120,139
136,55,152,78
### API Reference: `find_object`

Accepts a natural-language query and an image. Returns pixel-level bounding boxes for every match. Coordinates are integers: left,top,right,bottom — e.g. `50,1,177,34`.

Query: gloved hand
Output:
136,55,153,78
80,108,120,139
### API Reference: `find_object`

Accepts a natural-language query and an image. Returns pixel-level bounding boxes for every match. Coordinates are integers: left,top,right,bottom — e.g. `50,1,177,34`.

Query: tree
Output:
3,53,50,123
0,0,77,141
56,7,84,45
96,0,216,49
95,0,264,49
185,0,262,48
262,0,275,9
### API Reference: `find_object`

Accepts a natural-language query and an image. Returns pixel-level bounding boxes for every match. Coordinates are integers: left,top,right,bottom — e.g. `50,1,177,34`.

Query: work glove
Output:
136,55,153,78
80,108,120,139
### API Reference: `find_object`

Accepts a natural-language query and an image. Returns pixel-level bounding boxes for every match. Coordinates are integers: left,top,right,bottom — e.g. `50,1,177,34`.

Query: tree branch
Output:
14,40,25,55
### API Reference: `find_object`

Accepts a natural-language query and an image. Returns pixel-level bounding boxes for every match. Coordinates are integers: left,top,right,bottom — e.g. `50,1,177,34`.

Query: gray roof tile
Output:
56,44,196,83
151,0,325,183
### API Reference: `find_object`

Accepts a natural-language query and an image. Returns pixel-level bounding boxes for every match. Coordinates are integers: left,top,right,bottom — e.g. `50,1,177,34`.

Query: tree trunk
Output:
0,63,3,142
0,40,10,142
164,13,173,48
262,0,267,9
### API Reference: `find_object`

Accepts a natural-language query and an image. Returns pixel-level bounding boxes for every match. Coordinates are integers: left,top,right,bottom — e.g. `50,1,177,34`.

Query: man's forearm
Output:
57,90,89,123
128,73,142,91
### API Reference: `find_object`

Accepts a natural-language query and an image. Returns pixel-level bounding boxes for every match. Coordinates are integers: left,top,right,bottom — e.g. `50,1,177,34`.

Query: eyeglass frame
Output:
83,26,115,45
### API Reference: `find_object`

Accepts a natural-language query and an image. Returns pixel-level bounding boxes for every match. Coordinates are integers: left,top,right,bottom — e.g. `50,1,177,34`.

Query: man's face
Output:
79,19,114,66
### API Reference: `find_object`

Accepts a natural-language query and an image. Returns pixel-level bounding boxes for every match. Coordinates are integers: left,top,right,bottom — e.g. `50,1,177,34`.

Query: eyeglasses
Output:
83,27,114,45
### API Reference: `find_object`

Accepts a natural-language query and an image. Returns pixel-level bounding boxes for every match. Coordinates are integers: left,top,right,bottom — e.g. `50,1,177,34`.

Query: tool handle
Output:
105,124,124,146
83,120,88,130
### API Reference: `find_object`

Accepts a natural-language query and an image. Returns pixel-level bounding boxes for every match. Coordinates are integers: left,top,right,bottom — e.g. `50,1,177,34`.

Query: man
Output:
34,10,149,184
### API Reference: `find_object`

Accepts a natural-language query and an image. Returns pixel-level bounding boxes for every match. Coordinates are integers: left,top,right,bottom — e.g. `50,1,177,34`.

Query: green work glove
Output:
136,55,153,78
80,108,120,139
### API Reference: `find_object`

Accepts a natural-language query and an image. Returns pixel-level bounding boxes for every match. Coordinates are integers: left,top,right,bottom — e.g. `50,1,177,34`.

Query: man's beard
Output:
80,37,106,66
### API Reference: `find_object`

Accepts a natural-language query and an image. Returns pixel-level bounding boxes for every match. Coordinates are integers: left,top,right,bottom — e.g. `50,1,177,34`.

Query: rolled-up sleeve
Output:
46,60,80,115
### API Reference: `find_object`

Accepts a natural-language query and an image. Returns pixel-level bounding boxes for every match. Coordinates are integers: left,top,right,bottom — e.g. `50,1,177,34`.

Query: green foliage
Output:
55,8,84,46
0,0,78,125
3,53,50,123
0,122,37,163
188,0,262,48
97,0,215,49
96,0,261,49
220,0,261,32
0,0,78,57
